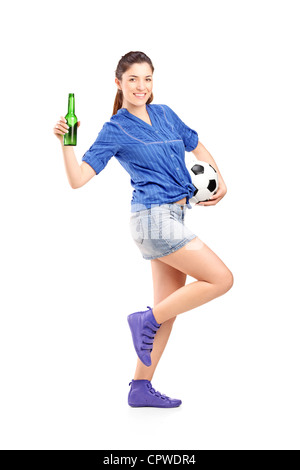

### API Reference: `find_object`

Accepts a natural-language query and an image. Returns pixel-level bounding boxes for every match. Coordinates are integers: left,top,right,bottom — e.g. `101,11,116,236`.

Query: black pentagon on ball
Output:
193,185,198,196
191,164,205,175
207,179,217,192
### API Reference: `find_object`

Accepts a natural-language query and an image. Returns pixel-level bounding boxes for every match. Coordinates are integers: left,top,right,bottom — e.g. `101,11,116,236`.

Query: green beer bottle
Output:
63,93,78,146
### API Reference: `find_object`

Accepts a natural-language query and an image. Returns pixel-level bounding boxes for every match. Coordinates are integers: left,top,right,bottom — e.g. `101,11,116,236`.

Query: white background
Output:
0,0,299,450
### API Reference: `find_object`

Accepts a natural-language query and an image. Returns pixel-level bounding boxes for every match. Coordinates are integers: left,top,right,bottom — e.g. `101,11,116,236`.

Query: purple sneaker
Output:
128,379,182,408
127,306,161,367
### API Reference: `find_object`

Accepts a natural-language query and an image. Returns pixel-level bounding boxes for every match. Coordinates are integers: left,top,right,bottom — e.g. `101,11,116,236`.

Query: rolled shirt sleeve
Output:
82,122,120,175
163,104,199,152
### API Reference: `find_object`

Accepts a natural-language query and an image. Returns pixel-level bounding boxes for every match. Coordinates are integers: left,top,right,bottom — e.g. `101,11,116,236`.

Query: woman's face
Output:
115,62,153,110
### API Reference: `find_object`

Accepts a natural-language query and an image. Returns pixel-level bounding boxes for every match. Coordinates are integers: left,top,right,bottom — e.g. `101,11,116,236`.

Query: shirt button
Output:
176,167,180,170
170,154,174,157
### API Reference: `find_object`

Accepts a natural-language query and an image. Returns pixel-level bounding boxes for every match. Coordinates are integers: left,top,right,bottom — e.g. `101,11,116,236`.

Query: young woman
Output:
53,51,233,408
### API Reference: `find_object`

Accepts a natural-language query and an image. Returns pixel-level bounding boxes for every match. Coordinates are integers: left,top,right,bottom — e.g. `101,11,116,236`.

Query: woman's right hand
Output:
53,116,81,143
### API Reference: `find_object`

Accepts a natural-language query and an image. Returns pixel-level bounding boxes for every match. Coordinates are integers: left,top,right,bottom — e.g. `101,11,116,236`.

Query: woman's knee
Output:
218,269,234,294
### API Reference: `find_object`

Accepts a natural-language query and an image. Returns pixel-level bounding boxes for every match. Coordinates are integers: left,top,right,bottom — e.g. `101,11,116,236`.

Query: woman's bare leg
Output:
152,237,234,324
133,259,187,381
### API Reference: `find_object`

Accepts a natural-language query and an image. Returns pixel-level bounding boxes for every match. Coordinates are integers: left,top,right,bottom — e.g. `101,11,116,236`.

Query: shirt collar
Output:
116,104,154,130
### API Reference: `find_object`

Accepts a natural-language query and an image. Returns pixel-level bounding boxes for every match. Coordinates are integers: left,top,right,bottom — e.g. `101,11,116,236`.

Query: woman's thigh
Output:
151,258,187,305
156,236,234,287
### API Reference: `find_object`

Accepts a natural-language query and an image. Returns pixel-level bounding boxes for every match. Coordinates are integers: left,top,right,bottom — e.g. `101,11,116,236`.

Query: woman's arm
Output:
191,141,227,206
191,141,225,185
60,143,96,189
54,116,96,188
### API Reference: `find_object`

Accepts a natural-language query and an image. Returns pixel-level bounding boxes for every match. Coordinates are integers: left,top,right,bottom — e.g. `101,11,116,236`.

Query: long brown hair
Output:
112,51,154,116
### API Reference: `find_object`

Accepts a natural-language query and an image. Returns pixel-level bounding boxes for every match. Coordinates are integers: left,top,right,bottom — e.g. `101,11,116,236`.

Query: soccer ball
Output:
186,159,218,204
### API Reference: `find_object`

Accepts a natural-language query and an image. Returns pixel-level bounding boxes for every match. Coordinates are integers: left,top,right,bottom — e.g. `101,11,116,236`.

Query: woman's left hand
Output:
195,180,227,206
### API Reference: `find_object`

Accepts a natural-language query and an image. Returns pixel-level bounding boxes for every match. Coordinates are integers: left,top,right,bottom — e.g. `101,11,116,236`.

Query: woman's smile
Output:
133,93,147,99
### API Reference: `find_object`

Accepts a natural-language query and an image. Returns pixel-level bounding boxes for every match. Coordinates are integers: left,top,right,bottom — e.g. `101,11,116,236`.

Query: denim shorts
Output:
129,202,198,260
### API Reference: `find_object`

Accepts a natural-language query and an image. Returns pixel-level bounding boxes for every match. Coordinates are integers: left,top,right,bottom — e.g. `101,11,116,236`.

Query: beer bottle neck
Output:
68,94,75,114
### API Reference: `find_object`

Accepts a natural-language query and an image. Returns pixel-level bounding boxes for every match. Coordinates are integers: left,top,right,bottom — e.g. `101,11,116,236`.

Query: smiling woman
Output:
113,51,154,119
53,50,233,410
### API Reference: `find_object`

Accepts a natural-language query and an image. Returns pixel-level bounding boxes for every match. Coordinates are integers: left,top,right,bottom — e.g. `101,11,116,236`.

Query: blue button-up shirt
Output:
81,103,199,212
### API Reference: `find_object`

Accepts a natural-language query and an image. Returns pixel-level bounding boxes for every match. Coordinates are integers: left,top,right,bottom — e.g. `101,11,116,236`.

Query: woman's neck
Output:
122,103,147,118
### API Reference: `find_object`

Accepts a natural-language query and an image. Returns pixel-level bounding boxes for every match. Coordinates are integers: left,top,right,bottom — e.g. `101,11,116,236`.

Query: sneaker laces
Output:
146,382,169,400
141,320,160,352
128,381,171,401
140,306,160,353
